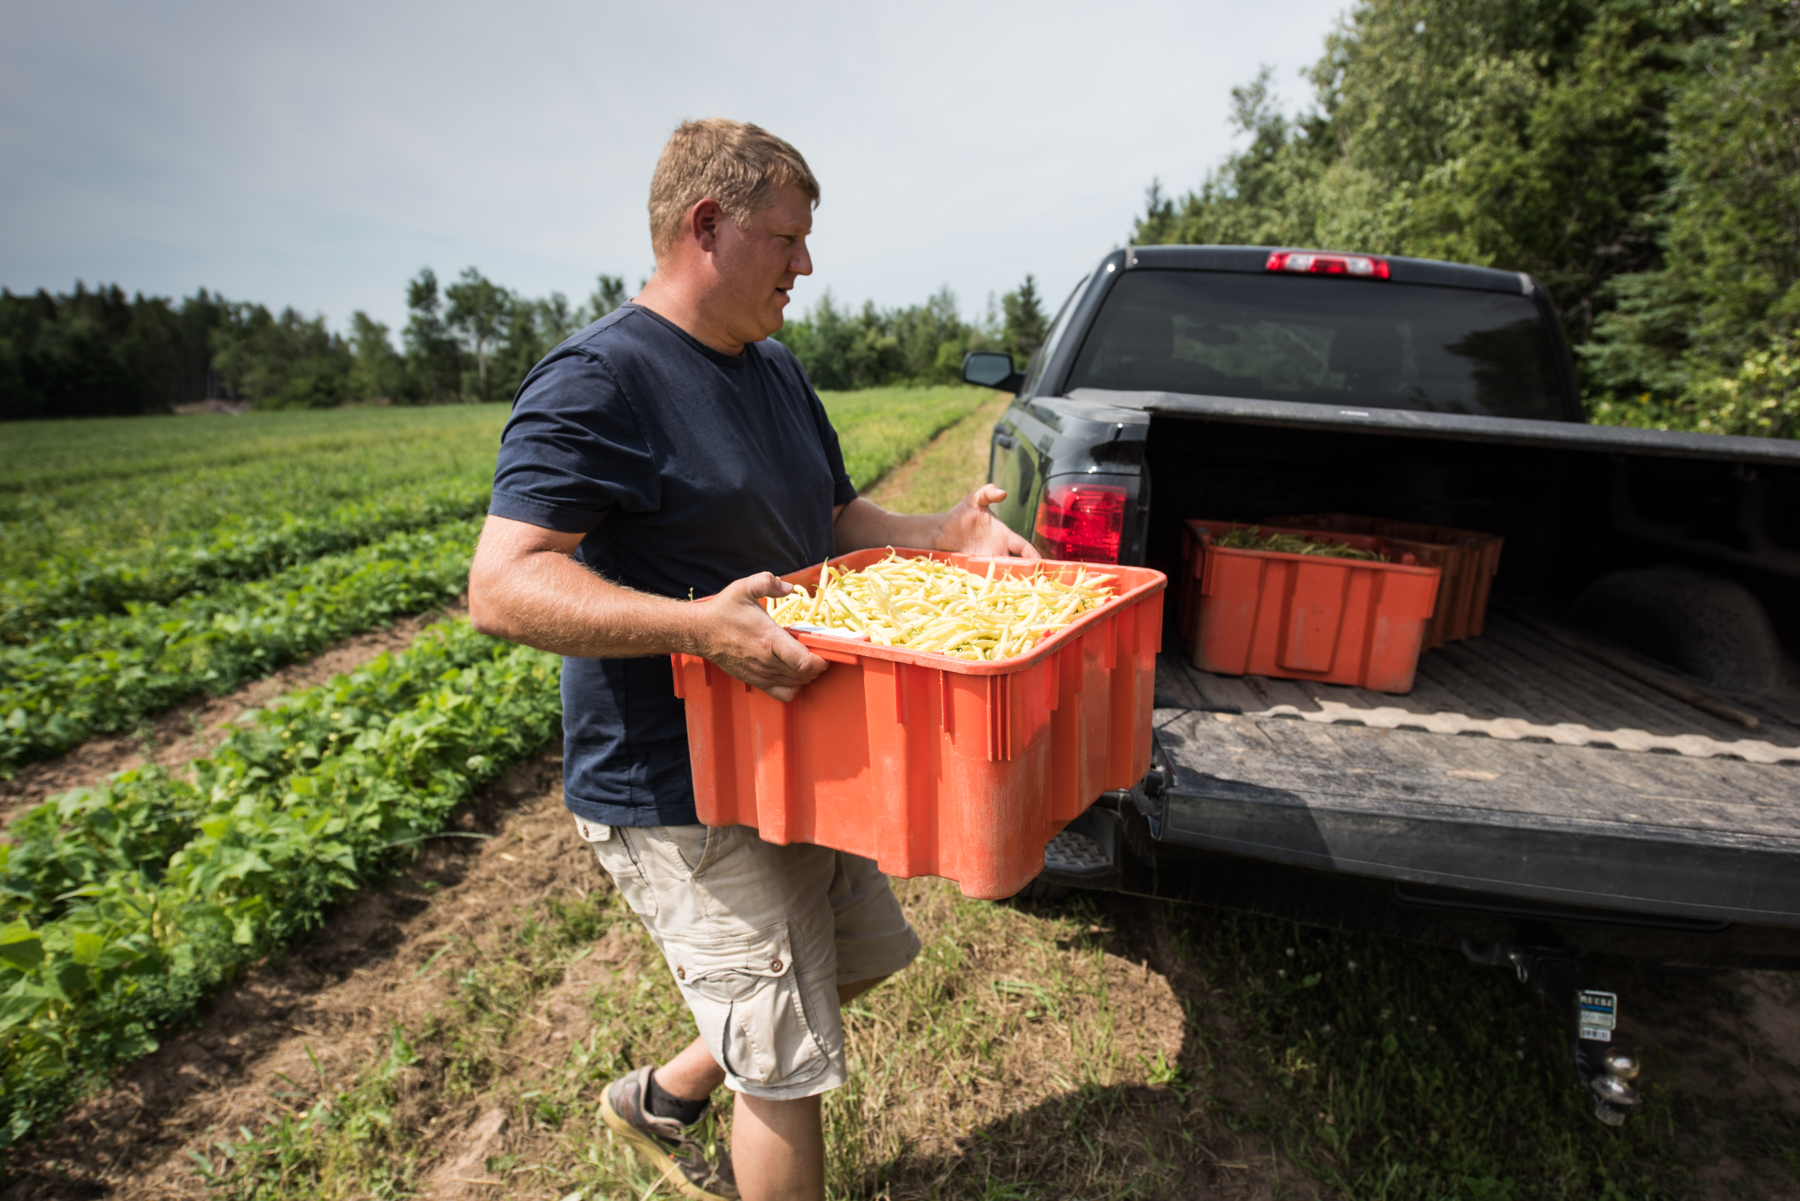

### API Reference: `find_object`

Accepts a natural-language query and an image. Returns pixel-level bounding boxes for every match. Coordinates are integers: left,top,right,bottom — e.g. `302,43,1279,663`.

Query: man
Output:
468,119,1033,1201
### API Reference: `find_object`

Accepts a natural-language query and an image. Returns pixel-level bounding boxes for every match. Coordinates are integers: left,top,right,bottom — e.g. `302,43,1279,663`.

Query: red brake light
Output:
1266,251,1390,279
1034,482,1126,563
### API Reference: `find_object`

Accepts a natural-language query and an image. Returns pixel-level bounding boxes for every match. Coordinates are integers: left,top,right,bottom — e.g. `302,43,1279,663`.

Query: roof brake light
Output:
1266,251,1390,279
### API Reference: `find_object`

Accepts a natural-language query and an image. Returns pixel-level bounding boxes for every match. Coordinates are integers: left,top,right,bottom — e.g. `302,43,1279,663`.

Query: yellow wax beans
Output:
766,551,1117,662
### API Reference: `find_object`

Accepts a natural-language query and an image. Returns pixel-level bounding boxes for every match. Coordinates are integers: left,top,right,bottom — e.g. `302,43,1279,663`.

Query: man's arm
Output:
833,485,1036,559
468,515,828,701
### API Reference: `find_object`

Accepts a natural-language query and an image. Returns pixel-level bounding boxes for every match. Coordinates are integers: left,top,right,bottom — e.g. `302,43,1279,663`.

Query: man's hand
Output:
936,485,1038,559
832,488,1038,560
470,516,828,702
692,572,829,702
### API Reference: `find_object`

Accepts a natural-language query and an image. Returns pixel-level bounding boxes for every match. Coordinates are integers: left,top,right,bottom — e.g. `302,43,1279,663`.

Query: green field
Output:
0,387,984,774
0,388,984,608
0,386,995,1153
0,407,507,585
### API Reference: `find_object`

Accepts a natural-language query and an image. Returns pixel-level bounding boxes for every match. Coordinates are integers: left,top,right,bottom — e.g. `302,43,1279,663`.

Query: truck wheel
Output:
1011,876,1072,903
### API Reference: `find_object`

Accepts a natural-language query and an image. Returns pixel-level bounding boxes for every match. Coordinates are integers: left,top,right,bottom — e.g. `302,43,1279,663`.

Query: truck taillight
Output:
1035,483,1126,563
1266,250,1390,279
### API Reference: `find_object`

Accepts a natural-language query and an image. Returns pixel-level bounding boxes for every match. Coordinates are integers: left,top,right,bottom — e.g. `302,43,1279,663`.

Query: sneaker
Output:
601,1065,739,1201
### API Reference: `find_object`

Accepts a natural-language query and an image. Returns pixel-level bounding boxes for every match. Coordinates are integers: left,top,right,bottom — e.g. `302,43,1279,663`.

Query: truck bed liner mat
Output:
1156,610,1800,762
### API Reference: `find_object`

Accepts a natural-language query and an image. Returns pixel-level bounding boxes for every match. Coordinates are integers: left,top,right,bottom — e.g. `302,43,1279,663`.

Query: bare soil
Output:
0,600,466,828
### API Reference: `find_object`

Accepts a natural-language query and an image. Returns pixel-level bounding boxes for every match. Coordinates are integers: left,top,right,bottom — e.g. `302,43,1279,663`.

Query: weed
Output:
1157,904,1796,1199
194,1026,424,1200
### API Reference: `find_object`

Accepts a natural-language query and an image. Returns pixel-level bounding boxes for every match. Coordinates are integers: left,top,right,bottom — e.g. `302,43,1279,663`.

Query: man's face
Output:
709,182,814,344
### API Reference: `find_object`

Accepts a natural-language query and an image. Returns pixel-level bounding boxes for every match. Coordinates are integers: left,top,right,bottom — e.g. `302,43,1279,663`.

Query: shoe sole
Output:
600,1090,732,1201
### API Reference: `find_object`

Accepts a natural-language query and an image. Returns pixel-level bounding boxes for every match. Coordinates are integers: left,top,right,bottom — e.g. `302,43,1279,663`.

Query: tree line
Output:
1134,0,1800,438
0,267,1048,420
0,270,632,420
772,279,1048,392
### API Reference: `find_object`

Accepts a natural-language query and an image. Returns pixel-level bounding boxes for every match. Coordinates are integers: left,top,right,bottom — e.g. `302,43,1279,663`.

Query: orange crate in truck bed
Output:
1267,512,1503,648
1179,520,1441,694
671,548,1166,900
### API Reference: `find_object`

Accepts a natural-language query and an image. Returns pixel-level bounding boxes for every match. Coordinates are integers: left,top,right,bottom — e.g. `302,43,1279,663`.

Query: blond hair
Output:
647,119,819,256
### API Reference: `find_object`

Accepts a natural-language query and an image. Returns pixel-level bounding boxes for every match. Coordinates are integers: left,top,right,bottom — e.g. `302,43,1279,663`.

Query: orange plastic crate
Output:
671,548,1166,900
1180,520,1440,694
1266,513,1503,648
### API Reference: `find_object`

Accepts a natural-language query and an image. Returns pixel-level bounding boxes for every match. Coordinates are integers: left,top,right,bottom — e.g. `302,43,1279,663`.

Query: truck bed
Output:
1150,608,1800,926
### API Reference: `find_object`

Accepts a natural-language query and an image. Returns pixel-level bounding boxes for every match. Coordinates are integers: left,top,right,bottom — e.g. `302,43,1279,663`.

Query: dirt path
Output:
0,599,466,827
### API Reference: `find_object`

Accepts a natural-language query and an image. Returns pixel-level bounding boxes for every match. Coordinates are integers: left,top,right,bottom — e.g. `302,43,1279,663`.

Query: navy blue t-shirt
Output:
488,304,855,827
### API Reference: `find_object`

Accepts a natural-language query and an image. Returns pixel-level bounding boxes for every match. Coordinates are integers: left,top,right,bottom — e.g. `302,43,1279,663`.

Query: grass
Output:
190,877,1233,1201
191,884,722,1200
818,385,993,493
192,875,1799,1201
864,392,1012,516
1164,910,1690,1200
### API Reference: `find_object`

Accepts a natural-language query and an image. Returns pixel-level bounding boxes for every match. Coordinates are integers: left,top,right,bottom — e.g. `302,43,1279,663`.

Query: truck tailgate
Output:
1152,609,1800,926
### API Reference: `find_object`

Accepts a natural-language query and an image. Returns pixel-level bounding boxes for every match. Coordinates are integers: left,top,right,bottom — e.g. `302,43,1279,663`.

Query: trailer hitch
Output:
1462,941,1643,1125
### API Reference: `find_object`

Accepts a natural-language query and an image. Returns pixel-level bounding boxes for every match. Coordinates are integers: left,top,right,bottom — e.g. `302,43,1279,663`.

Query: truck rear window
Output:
1066,270,1566,419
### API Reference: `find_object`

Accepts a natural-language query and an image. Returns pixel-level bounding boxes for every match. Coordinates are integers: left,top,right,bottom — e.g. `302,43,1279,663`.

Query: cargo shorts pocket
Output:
664,922,834,1094
583,825,658,919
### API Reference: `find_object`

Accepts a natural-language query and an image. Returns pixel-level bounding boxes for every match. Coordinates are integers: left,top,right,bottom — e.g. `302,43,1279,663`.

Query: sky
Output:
0,0,1348,335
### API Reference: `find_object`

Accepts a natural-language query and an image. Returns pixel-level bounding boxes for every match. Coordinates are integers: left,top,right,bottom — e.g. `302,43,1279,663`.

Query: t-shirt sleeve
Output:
489,349,659,533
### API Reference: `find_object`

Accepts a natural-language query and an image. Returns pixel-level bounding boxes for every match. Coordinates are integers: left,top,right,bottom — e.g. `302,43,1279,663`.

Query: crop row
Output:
0,516,482,772
0,478,491,641
0,406,506,584
0,618,562,1149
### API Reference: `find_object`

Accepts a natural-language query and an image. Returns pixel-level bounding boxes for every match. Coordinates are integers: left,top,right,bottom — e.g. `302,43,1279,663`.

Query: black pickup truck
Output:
961,244,1800,1123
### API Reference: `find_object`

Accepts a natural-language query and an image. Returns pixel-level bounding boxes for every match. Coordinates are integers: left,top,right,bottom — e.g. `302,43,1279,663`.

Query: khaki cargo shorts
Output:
575,817,921,1100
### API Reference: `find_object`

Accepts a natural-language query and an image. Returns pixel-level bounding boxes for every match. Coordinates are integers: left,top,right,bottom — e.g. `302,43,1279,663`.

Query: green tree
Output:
1131,0,1800,437
590,274,628,319
1135,3,1678,346
491,292,576,400
1585,1,1800,406
346,311,405,402
209,303,350,409
774,286,1010,390
402,269,463,403
444,268,508,401
0,284,224,419
1001,275,1048,366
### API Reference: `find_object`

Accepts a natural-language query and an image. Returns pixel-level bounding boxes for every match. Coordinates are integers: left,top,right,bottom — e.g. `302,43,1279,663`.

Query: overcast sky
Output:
1,0,1347,334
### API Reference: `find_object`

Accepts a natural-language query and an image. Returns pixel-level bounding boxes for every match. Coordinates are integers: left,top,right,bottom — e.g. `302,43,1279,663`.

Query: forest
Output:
1135,0,1800,437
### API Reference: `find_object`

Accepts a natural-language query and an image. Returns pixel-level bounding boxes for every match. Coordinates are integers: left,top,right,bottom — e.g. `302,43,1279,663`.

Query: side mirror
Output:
962,351,1024,393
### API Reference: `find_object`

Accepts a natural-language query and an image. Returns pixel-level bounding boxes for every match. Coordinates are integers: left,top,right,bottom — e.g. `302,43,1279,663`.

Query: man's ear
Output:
689,198,723,253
